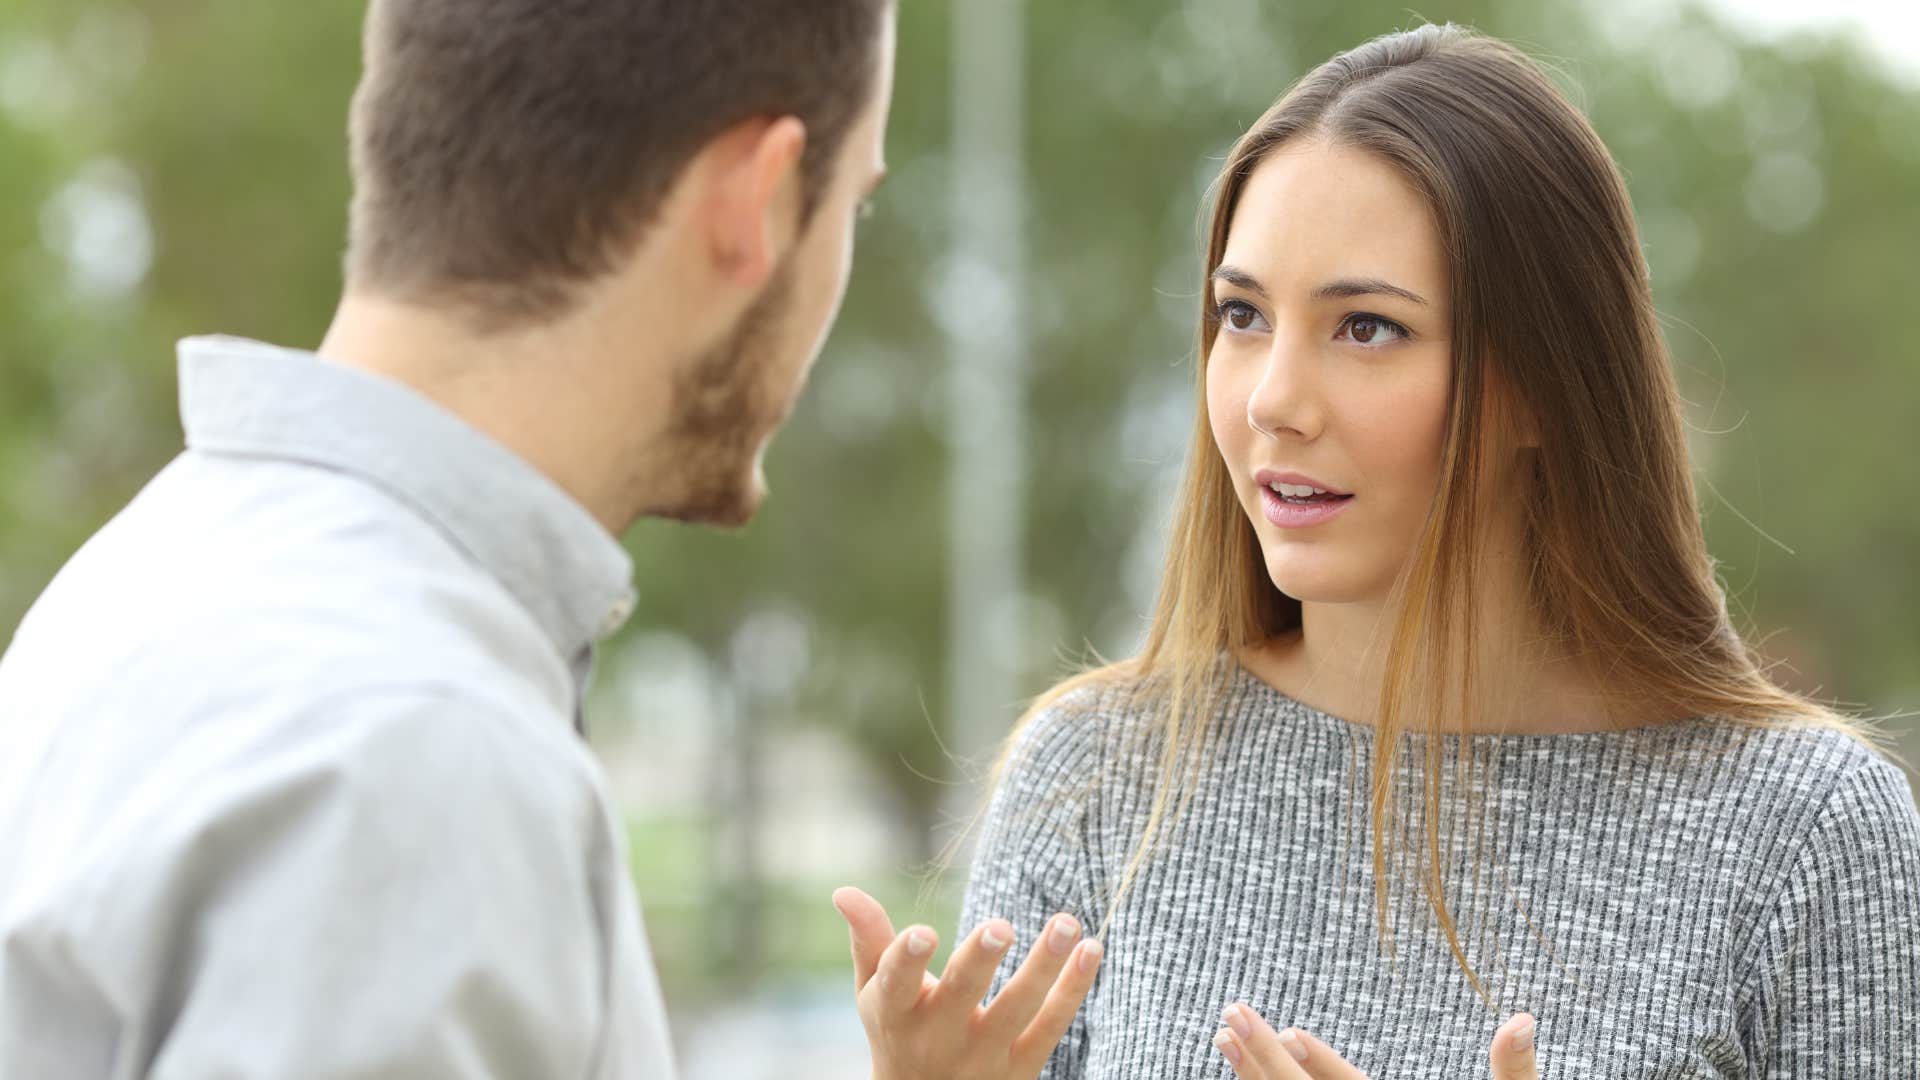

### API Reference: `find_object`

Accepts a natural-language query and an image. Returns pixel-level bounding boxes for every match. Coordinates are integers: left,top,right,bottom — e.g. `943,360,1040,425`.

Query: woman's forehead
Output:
1223,141,1448,306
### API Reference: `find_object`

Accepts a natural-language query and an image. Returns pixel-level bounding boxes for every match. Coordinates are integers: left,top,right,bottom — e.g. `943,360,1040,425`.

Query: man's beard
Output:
639,256,800,528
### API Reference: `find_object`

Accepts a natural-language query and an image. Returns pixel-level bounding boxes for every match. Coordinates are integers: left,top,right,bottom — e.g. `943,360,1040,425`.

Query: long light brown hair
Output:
977,23,1904,1007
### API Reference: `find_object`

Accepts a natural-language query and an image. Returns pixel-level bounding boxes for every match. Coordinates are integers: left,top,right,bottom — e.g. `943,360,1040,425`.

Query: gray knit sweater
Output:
958,663,1920,1077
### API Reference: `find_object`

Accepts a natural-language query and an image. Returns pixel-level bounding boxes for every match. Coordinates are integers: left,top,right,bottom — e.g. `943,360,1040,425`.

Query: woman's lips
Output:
1258,485,1355,529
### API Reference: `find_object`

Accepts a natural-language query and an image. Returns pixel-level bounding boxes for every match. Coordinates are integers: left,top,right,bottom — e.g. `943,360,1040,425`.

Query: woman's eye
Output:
1338,313,1408,345
1216,299,1266,333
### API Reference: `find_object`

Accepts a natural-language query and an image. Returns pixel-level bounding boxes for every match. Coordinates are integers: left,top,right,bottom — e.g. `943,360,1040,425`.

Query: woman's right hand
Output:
832,886,1103,1080
1210,1002,1540,1080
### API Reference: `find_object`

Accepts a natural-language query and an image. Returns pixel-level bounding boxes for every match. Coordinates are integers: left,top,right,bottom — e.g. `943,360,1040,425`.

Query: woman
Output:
836,23,1920,1078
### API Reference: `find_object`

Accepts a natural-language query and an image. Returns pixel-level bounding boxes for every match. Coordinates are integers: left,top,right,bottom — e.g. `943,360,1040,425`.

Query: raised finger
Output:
981,912,1083,1040
870,924,940,1016
1488,1013,1539,1080
1008,936,1104,1075
1214,1004,1314,1080
1212,1026,1270,1080
831,886,895,992
1276,1026,1371,1079
925,918,1016,1018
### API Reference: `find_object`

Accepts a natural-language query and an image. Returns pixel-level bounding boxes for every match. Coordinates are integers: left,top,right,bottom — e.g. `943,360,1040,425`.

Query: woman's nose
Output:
1245,343,1319,441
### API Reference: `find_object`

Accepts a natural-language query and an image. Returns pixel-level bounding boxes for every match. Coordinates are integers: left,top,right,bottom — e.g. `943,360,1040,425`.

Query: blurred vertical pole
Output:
730,682,763,984
946,0,1028,818
705,681,760,985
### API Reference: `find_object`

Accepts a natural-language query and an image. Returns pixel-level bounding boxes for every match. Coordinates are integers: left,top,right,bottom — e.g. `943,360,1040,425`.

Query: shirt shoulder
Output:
9,684,624,1077
1703,720,1909,824
1712,720,1918,951
12,447,576,723
1729,731,1920,1071
77,681,606,914
1004,681,1110,776
992,673,1167,810
1749,726,1920,874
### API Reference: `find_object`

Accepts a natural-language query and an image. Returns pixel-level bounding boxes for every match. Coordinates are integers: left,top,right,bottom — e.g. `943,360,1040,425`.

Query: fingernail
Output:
1510,1017,1535,1052
982,924,1010,951
1077,938,1103,973
1221,1004,1252,1039
1048,915,1081,954
1279,1028,1308,1062
906,930,933,957
1213,1029,1243,1065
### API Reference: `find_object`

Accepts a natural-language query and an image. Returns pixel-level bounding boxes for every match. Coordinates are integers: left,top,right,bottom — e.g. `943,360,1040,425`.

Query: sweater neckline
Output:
1227,660,1725,747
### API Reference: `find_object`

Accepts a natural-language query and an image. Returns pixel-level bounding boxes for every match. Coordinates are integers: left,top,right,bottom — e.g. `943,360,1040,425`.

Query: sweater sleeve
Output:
958,689,1107,1080
1735,755,1920,1077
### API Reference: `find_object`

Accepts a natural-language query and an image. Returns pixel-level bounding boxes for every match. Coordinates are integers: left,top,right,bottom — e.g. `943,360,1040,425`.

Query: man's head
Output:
339,0,896,529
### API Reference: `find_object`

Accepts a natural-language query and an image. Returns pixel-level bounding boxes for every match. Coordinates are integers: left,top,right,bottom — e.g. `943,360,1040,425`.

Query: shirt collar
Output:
176,335,638,661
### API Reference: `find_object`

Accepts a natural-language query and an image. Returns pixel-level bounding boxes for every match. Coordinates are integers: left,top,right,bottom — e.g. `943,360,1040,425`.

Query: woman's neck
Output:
1241,602,1640,737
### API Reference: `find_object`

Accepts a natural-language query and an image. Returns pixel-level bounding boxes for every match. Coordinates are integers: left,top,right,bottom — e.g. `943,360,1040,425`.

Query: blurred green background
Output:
2,1,1915,1073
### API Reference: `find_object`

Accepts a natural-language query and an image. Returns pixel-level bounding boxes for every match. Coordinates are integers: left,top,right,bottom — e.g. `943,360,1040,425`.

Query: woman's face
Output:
1206,139,1454,606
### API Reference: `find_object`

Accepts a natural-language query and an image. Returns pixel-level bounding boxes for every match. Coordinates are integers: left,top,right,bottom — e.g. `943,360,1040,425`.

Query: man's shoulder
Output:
0,679,620,1077
255,681,605,814
7,673,600,847
10,451,566,708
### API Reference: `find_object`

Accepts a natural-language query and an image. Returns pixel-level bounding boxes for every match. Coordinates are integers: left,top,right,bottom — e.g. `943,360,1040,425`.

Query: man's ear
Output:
700,115,808,290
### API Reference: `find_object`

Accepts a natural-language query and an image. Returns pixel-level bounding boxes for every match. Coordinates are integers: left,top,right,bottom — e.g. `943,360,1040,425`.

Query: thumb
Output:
832,886,896,991
1489,1013,1539,1080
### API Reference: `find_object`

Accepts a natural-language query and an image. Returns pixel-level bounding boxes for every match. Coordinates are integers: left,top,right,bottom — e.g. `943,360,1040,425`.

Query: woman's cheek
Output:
1205,358,1247,475
1347,367,1450,523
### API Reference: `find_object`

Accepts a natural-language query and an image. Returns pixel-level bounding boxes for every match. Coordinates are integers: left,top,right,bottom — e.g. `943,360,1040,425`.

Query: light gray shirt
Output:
0,336,676,1078
964,665,1920,1078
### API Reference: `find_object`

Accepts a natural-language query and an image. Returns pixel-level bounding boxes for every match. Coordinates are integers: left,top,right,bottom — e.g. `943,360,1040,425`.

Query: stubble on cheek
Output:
640,263,798,527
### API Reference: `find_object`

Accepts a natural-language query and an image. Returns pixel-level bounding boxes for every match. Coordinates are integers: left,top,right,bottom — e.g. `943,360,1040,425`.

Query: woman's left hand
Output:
1210,1002,1538,1079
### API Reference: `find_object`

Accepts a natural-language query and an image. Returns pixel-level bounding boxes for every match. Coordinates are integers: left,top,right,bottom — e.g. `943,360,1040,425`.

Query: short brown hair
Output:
345,0,890,325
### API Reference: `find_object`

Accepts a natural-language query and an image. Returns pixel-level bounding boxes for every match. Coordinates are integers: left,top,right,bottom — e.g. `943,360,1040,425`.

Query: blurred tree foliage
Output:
2,0,1915,911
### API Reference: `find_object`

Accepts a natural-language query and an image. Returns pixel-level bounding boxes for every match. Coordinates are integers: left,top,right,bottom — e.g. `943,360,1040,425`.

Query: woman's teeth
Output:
1266,481,1351,504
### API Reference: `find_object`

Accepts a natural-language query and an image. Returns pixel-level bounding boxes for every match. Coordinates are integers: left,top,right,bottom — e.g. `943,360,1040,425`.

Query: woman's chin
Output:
1264,558,1371,605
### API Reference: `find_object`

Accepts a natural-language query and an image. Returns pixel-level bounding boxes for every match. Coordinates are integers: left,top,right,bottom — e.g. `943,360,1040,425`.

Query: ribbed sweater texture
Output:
959,664,1920,1077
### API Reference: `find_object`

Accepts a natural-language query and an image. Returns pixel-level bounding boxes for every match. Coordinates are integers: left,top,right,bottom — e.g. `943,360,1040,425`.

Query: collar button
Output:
600,597,634,636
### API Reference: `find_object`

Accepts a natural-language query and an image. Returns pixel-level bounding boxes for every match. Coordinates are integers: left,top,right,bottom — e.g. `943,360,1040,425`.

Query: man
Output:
0,1,893,1075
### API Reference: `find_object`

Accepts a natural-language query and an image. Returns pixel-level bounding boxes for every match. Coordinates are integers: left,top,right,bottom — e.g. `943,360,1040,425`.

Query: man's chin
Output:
646,462,767,530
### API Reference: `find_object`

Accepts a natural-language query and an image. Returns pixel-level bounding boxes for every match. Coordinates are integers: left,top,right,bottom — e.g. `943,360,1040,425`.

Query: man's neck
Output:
316,291,677,536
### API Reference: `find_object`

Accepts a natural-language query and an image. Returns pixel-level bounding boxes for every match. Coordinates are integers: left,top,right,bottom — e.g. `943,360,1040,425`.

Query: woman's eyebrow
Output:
1312,277,1429,306
1213,265,1430,308
1210,264,1269,298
